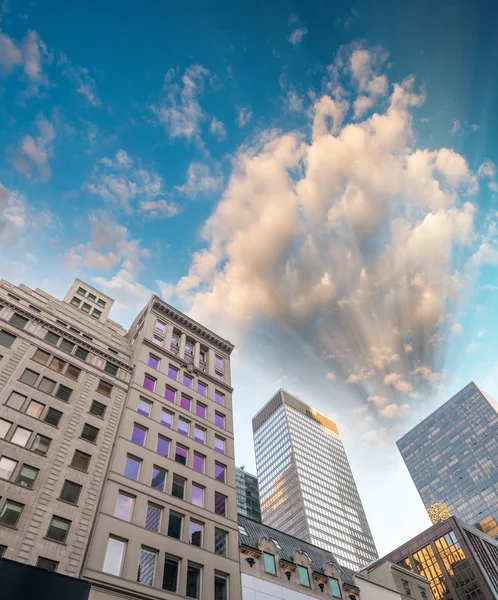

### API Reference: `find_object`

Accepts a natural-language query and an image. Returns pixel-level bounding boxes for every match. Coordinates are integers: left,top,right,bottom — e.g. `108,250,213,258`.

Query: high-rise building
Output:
252,389,378,571
397,381,498,538
236,467,262,521
0,277,241,600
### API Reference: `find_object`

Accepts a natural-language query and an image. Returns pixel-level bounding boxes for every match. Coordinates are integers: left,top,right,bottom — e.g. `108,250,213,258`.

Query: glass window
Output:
92,309,102,319
0,330,16,348
6,391,26,410
183,374,193,388
0,419,11,439
105,362,118,376
81,423,99,443
185,341,194,355
49,357,66,373
199,349,206,362
191,484,204,507
197,381,207,396
165,386,176,403
36,557,58,571
193,453,205,473
75,347,89,361
186,564,201,599
60,339,75,353
175,444,188,465
143,374,156,392
148,354,160,369
264,552,276,575
215,463,226,483
9,313,28,329
0,501,23,526
16,465,39,488
137,398,152,417
97,299,106,308
87,293,97,302
97,380,112,397
196,403,207,419
214,530,227,557
103,537,126,576
168,512,183,539
171,333,180,347
152,335,163,345
215,493,226,517
180,395,191,411
44,408,62,427
157,435,170,457
81,303,91,313
155,321,166,333
59,480,82,504
189,520,203,547
161,409,173,428
124,455,141,480
172,475,185,499
115,492,135,521
76,287,87,296
168,366,178,380
138,547,157,586
145,503,162,532
26,400,44,419
214,436,225,454
38,377,56,394
215,413,225,428
47,516,70,543
32,434,51,455
11,426,32,447
163,557,179,592
55,384,72,402
44,331,60,346
298,565,310,587
215,355,223,369
178,418,189,436
151,466,166,491
20,368,38,386
89,400,106,417
215,391,224,406
32,349,50,365
71,450,91,472
215,574,228,600
215,372,223,381
65,365,81,381
71,297,81,307
131,424,147,446
0,457,18,480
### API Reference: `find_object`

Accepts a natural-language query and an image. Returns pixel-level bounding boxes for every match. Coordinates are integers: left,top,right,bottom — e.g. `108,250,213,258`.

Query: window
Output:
71,450,91,472
165,386,176,403
65,365,81,381
32,349,50,365
0,419,11,439
124,455,141,480
6,391,26,410
196,403,207,419
151,466,166,491
60,339,75,353
0,330,16,348
0,501,23,526
9,313,28,329
155,321,166,333
215,412,225,428
263,552,276,575
44,331,60,345
420,588,428,600
131,424,147,446
189,520,203,547
168,512,183,539
59,481,82,504
81,423,99,443
49,357,66,373
37,557,58,571
105,362,118,376
215,391,224,406
402,580,412,596
197,381,207,396
44,408,62,427
145,503,162,532
143,374,156,392
183,374,193,388
97,299,106,308
215,372,223,381
199,349,206,362
70,297,81,307
103,537,126,576
11,426,32,447
215,355,223,369
20,368,39,386
87,293,96,302
76,287,87,296
47,516,71,543
16,465,39,488
26,400,44,419
185,341,194,355
148,354,160,369
193,452,205,473
75,347,89,361
171,333,180,347
175,444,188,465
163,557,179,592
0,457,18,480
298,565,310,587
138,547,157,586
215,574,228,600
215,529,227,556
180,395,191,411
214,436,225,454
38,377,56,394
215,493,227,517
168,366,179,380
32,434,51,455
82,303,91,313
161,409,173,428
56,384,72,402
157,435,170,457
114,492,134,521
89,400,106,417
215,463,226,483
172,475,185,499
152,335,163,345
137,398,152,417
91,309,102,319
191,484,204,507
97,380,112,397
178,418,189,436
186,564,201,599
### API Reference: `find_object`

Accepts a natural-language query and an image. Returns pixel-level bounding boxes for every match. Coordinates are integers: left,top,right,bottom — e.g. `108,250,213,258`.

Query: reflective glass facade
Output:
253,389,378,571
235,468,262,522
397,382,498,537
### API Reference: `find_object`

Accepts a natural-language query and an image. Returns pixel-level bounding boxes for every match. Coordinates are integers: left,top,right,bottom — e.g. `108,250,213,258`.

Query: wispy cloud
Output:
60,54,101,107
288,26,308,46
12,114,55,180
176,162,223,199
236,106,252,127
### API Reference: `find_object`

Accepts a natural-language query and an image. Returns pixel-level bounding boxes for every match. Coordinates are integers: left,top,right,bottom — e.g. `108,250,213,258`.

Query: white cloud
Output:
326,371,336,380
236,106,252,127
288,27,308,45
176,162,223,198
21,29,51,96
209,117,226,141
379,403,411,419
284,90,304,112
451,323,463,334
139,199,179,219
451,119,461,134
63,62,100,106
478,158,498,192
12,114,55,180
0,31,22,74
0,182,51,247
411,365,444,383
368,395,388,407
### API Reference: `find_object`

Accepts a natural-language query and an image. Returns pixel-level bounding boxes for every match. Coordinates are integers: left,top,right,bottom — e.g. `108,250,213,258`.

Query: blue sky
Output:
2,0,498,556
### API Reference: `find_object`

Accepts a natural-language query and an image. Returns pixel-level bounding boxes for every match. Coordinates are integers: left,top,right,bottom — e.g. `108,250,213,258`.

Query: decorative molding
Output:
240,545,262,558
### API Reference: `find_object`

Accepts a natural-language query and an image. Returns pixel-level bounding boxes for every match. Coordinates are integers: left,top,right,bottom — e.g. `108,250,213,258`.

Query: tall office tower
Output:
397,381,498,539
252,389,378,571
236,467,262,521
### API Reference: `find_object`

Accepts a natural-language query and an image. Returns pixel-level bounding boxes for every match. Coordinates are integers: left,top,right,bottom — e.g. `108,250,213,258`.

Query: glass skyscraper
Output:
397,381,498,538
252,389,378,571
235,467,262,521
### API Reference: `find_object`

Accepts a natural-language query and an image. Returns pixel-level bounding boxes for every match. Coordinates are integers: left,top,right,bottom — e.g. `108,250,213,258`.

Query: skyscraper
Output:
397,381,498,539
236,467,262,521
252,389,378,571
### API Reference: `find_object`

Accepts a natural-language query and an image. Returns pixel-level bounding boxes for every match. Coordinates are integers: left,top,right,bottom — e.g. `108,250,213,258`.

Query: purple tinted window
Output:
197,382,207,396
155,321,165,333
178,419,189,436
161,410,173,428
214,436,225,454
215,371,223,381
189,521,202,546
183,374,193,388
132,424,147,446
151,467,165,491
194,427,205,444
180,395,191,411
124,456,141,480
215,493,226,516
175,445,188,465
196,403,206,419
215,463,226,483
143,375,155,392
215,413,225,428
215,391,224,406
191,484,204,507
165,386,175,403
171,334,179,346
199,351,205,362
148,355,160,369
193,453,205,473
157,436,169,457
168,366,178,380
152,335,162,345
185,342,193,355
137,398,151,417
215,356,223,368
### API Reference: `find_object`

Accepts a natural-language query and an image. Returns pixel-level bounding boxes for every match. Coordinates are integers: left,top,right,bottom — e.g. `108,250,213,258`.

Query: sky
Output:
2,0,498,557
